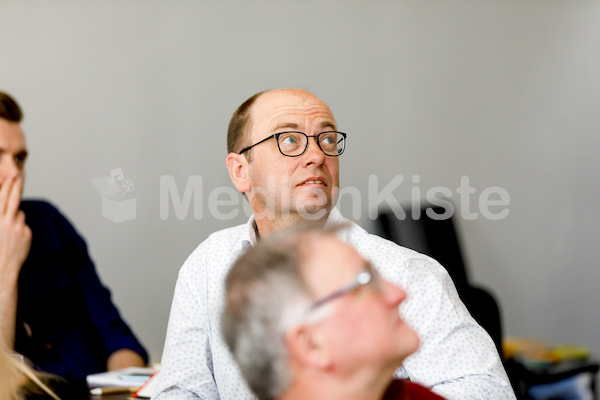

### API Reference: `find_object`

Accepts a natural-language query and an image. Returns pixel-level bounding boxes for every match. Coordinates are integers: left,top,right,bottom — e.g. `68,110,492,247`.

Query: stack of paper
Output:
86,366,156,389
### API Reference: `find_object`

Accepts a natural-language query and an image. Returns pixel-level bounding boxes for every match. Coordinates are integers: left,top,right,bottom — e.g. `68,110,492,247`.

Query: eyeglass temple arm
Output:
309,272,371,310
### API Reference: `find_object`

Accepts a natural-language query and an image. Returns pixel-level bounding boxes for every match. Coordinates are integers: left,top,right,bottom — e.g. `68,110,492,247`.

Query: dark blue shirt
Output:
15,200,148,383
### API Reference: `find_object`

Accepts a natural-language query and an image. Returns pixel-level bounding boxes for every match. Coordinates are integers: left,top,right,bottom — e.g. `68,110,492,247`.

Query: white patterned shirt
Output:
153,209,515,400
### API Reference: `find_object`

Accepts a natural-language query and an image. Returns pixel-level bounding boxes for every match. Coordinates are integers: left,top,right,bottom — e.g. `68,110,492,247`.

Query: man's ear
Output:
226,152,251,193
286,325,332,370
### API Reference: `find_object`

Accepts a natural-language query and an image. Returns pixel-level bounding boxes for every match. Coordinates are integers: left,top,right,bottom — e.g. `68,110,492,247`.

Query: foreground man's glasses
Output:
238,131,347,157
309,264,381,312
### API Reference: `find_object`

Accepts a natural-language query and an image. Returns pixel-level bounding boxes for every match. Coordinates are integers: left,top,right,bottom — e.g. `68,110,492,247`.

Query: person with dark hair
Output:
222,223,446,400
0,91,148,394
154,89,515,400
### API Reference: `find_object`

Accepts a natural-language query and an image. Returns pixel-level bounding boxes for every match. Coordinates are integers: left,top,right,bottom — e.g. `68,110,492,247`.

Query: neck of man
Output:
279,366,394,400
254,209,331,238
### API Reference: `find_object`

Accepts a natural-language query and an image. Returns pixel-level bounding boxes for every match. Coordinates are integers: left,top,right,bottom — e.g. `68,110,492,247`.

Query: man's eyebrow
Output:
272,121,338,132
365,261,377,276
320,121,337,131
0,148,29,157
273,122,299,131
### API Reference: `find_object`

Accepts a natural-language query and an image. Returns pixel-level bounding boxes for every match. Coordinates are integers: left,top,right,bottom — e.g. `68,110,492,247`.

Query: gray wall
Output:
1,0,599,363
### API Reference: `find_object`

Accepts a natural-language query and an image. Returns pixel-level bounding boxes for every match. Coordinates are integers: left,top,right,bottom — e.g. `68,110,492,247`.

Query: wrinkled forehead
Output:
250,89,337,135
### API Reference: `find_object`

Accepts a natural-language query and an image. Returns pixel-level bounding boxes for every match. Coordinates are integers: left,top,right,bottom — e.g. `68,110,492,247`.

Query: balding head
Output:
226,89,335,158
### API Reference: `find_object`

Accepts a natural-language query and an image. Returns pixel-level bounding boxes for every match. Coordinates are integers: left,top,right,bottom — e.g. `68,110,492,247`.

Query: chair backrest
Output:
375,203,504,356
375,204,470,296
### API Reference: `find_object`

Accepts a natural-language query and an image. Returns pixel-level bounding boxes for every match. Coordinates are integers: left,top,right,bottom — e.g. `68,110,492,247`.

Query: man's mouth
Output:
298,178,327,187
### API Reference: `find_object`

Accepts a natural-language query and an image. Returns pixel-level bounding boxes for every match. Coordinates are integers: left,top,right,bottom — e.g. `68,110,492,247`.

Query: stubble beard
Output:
251,177,336,224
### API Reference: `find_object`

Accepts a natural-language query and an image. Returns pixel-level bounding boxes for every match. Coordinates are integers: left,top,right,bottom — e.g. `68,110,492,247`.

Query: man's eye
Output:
320,133,337,145
280,135,298,145
14,154,27,166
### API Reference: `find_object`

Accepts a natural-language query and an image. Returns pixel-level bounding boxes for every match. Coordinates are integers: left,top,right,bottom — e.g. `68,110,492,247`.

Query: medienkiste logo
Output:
92,168,136,223
92,173,510,222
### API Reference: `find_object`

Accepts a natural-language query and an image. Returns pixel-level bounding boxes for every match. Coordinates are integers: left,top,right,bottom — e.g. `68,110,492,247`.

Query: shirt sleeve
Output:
54,207,149,364
399,257,515,400
153,247,219,400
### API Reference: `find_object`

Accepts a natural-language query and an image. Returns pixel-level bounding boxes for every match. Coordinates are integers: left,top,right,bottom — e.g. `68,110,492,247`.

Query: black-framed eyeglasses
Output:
238,131,347,157
308,263,381,312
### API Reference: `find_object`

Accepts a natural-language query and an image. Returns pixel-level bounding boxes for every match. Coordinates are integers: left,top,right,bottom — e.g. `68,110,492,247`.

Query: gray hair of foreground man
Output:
221,223,342,400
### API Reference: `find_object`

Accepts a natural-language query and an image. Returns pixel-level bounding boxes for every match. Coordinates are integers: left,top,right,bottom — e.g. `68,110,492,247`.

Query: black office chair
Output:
374,203,504,357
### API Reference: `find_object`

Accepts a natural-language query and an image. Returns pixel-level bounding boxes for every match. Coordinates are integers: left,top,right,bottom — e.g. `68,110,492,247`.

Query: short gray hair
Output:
221,223,346,400
221,236,310,400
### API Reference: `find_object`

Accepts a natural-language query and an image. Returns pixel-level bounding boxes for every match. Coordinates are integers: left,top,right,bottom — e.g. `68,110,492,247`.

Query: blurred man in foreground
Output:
222,224,446,400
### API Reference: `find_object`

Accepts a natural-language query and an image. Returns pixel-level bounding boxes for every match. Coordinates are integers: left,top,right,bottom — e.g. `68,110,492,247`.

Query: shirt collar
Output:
240,214,258,250
240,207,346,249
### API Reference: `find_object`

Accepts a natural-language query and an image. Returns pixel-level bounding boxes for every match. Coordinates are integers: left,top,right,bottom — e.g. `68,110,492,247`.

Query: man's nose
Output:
383,279,407,307
302,136,326,166
0,159,22,180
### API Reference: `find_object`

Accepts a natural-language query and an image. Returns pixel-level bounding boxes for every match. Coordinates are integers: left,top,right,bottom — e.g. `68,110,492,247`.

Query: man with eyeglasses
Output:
221,223,445,400
154,89,515,400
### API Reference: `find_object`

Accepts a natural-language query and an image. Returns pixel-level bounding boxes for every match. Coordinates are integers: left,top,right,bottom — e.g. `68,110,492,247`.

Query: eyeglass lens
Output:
277,132,345,156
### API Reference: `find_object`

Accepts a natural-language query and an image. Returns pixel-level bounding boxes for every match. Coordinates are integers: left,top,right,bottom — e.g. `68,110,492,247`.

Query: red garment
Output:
383,379,446,400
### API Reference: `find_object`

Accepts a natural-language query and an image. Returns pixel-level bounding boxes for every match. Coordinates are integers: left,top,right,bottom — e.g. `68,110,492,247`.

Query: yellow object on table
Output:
503,337,590,370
